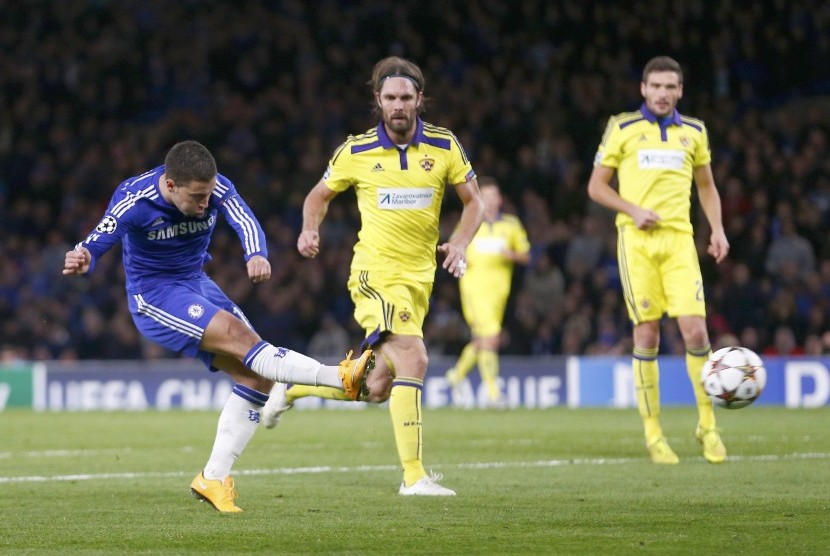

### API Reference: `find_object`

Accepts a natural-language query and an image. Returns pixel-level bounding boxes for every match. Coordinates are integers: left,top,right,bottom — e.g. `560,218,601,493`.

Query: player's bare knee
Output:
633,321,660,349
204,310,261,358
677,317,709,348
363,365,393,403
683,329,710,350
414,350,429,373
364,383,391,403
227,321,257,344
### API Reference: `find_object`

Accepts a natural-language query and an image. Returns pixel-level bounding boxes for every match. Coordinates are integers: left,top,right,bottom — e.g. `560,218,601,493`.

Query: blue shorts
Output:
127,274,254,371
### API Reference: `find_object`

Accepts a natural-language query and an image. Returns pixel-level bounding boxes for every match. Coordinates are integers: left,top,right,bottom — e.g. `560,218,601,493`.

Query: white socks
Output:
243,341,341,389
203,384,268,480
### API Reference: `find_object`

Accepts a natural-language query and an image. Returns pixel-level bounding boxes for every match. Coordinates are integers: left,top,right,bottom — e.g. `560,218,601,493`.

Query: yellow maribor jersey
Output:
325,118,475,281
594,104,711,234
462,214,530,290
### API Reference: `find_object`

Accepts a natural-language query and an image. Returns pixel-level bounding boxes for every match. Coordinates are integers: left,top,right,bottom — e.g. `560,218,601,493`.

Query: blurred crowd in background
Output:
2,0,830,365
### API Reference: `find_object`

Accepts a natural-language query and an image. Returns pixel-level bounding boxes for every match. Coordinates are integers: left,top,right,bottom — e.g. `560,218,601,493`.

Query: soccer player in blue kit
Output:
63,140,374,513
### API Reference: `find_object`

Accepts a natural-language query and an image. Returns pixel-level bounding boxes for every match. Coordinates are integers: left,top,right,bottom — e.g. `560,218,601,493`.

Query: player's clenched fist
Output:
246,254,271,283
63,247,91,275
297,230,320,259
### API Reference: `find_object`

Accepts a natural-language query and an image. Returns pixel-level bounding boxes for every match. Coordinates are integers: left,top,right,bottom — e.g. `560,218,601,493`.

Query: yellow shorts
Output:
617,226,706,324
348,269,433,338
459,274,509,338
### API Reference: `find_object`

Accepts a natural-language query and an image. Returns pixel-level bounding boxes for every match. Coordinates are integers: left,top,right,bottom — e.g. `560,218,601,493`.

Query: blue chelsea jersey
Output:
78,165,267,293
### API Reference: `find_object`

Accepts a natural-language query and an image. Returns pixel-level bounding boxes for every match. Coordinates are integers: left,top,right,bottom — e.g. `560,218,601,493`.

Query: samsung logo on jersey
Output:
377,188,434,210
638,149,686,170
148,216,215,240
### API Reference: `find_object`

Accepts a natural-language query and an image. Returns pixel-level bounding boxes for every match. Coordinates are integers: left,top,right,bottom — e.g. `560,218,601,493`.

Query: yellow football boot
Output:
190,472,243,513
696,426,727,463
338,349,375,400
647,437,680,465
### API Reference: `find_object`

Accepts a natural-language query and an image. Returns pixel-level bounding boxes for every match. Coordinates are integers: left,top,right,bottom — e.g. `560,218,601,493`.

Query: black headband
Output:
380,72,422,91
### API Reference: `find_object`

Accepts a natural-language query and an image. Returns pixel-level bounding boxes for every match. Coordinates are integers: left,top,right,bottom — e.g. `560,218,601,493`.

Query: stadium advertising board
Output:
0,365,34,409
422,356,566,409
34,361,234,411
570,356,830,408
7,355,828,411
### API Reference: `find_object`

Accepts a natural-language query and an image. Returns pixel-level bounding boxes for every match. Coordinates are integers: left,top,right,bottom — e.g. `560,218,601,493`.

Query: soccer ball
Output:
701,346,767,409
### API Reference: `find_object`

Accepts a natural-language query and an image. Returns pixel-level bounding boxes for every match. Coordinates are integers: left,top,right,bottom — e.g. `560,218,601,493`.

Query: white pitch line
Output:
1,452,828,484
0,448,135,460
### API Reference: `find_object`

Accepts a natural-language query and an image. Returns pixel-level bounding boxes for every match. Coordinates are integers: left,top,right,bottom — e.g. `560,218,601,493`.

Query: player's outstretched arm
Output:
63,247,92,276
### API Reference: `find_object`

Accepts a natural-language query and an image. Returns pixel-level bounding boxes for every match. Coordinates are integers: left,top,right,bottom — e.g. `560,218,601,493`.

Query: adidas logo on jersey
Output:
371,163,384,172
151,217,165,227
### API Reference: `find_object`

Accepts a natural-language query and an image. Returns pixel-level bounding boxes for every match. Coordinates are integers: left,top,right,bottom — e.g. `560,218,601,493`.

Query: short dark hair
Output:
642,56,683,84
164,140,217,185
369,56,426,118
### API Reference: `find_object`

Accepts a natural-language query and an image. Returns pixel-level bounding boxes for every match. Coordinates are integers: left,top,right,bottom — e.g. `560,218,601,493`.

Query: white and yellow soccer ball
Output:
701,346,767,409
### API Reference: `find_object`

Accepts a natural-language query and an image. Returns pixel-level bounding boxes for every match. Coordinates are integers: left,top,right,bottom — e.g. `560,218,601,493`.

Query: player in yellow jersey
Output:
263,56,483,495
587,56,730,465
445,177,530,407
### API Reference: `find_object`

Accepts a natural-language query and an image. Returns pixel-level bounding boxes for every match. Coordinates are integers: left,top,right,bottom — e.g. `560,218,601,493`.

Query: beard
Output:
384,113,414,134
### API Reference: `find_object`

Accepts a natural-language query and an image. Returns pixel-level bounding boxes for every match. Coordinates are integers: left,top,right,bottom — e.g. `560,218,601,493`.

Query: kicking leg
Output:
201,310,372,399
263,358,393,428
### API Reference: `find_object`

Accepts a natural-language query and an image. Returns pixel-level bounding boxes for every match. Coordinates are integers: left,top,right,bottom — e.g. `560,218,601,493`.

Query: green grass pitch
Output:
1,406,828,555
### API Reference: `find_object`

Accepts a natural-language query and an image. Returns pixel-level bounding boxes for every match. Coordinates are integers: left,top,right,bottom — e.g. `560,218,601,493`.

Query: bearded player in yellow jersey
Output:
445,177,530,407
588,56,730,465
263,56,483,495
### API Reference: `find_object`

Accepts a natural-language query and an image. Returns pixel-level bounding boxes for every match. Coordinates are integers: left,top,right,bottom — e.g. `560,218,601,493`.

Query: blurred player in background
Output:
63,140,372,512
445,177,530,407
587,56,730,464
263,56,483,495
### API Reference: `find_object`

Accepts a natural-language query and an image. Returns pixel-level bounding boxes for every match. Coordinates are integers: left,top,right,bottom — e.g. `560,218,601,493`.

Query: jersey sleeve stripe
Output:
330,140,351,165
422,123,452,134
619,117,646,129
224,197,260,254
111,186,159,217
598,116,617,148
422,124,470,164
333,130,380,162
122,169,159,189
450,134,470,164
212,182,230,197
680,119,703,132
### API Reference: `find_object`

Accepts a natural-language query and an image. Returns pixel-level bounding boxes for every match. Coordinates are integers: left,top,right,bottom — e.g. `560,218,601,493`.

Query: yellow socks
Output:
477,349,500,402
687,344,716,430
284,385,349,404
633,346,662,442
451,343,478,381
389,378,426,486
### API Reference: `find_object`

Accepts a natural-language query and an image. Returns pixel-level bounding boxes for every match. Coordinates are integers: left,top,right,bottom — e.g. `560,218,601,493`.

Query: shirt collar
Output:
640,102,682,126
377,117,425,149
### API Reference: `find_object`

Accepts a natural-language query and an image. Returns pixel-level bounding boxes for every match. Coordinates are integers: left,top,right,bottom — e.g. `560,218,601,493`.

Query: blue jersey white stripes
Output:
78,165,267,293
